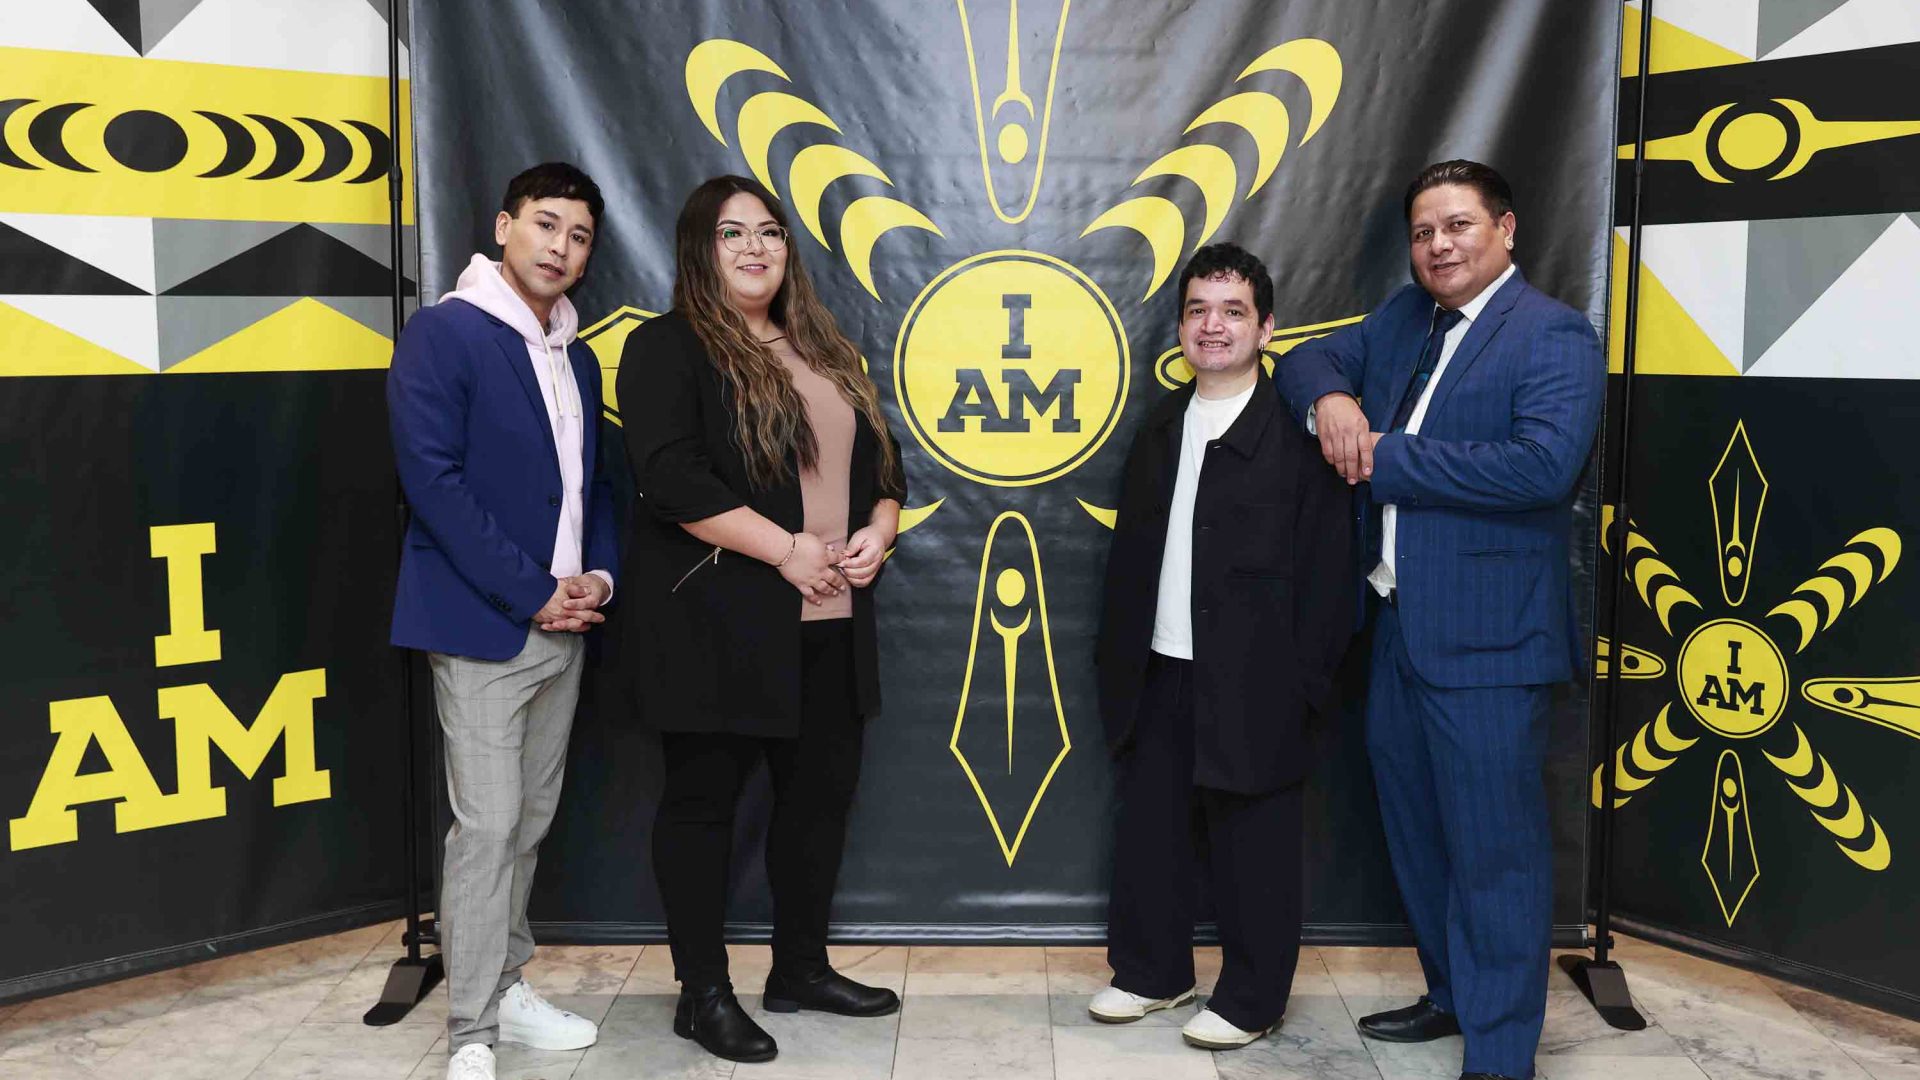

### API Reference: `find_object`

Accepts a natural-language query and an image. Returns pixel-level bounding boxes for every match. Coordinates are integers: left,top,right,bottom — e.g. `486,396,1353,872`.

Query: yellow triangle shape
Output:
1622,6,1752,77
167,298,393,374
0,300,151,376
1608,234,1740,377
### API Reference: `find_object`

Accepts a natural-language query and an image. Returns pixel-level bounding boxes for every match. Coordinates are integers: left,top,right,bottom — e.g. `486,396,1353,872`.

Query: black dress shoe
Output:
1356,996,1462,1042
763,966,901,1017
673,985,778,1063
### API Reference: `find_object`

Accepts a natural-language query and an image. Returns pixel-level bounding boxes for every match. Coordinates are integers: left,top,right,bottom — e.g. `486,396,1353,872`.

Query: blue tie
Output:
1388,306,1464,433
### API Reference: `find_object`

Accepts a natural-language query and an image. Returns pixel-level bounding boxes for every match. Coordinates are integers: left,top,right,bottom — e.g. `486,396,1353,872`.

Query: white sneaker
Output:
1181,1007,1270,1049
1087,983,1197,1023
447,1043,495,1080
497,978,599,1050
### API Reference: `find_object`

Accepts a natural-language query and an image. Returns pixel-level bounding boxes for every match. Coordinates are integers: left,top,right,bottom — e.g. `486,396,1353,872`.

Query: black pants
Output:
1106,652,1305,1032
652,620,864,989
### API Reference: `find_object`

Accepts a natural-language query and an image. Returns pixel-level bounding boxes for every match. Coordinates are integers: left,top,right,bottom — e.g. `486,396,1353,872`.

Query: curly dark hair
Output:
1403,159,1513,223
1175,242,1274,325
500,161,605,229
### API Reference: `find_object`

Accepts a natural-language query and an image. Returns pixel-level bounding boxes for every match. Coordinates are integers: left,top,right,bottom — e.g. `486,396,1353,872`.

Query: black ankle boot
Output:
673,985,777,1063
762,966,901,1017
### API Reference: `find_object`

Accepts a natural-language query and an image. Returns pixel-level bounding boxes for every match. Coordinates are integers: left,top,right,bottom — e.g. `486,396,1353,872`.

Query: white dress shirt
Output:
1151,380,1258,659
1369,263,1517,596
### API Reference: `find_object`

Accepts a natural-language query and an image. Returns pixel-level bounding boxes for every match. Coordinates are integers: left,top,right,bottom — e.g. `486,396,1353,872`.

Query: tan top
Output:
772,338,855,621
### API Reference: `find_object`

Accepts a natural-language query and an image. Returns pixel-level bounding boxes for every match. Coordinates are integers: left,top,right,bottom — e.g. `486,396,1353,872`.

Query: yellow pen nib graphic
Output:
991,569,1032,772
1622,97,1920,183
1802,676,1920,742
684,39,943,301
1708,421,1767,607
1701,749,1760,926
1083,39,1343,301
951,512,1070,866
956,0,1072,224
1595,420,1909,922
1596,636,1668,681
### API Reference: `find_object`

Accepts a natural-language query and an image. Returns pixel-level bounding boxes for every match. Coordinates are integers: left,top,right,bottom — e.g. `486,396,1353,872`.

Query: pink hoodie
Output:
441,254,610,596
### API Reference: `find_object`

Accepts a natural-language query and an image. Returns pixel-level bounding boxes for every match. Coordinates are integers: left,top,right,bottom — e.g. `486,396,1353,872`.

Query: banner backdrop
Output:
0,1,413,999
1595,1,1920,1015
415,0,1621,940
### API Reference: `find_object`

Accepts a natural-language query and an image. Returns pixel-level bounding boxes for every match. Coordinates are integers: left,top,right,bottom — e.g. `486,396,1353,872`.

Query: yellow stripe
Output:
0,47,411,225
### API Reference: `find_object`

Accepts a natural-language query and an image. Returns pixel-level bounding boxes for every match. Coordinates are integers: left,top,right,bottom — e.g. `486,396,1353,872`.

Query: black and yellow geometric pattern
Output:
0,0,412,376
1603,0,1919,924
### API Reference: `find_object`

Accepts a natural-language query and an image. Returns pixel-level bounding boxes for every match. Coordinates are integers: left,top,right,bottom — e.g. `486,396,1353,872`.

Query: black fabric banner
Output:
0,4,420,996
0,374,406,994
408,0,1621,940
1598,375,1920,1012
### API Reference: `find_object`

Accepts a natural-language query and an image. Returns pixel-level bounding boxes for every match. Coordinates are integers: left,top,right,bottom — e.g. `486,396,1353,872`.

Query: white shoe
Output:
1087,983,1196,1023
1181,1007,1270,1050
497,978,599,1050
447,1043,495,1080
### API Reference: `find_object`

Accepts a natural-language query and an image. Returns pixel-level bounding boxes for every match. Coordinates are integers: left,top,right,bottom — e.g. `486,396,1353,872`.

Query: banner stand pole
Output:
366,0,443,1026
1559,0,1653,1033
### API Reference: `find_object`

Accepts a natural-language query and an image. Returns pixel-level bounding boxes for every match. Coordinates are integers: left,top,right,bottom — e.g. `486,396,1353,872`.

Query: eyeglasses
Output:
716,224,789,252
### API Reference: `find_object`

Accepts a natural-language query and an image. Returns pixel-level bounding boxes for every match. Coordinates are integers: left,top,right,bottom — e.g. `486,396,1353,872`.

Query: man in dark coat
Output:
1091,242,1354,1050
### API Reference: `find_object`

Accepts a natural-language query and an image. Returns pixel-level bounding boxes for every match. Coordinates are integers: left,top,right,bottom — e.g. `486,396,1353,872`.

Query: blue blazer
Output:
1276,269,1604,689
387,298,619,661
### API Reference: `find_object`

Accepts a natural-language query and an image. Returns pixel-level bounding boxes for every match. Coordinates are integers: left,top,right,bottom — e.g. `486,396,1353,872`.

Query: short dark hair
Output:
501,161,604,229
1175,242,1274,324
1403,159,1513,223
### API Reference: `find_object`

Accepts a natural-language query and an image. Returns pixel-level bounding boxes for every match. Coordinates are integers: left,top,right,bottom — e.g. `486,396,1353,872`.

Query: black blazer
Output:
1094,372,1355,793
613,310,907,736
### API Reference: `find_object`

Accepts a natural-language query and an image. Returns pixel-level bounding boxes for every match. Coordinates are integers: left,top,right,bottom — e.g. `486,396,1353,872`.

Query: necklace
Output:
759,334,786,344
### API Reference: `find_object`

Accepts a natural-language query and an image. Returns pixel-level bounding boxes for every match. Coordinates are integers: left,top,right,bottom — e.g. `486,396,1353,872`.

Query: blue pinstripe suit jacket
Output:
1276,269,1605,689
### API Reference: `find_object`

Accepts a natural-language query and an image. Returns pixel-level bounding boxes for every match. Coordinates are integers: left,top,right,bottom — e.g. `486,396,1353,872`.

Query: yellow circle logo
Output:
1677,618,1788,738
895,250,1129,487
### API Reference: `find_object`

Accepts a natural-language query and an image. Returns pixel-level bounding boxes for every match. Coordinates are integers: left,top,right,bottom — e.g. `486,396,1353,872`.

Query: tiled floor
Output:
1,923,1915,1079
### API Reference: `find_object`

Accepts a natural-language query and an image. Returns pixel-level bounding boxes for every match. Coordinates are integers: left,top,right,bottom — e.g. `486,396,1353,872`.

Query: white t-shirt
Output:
1150,381,1258,659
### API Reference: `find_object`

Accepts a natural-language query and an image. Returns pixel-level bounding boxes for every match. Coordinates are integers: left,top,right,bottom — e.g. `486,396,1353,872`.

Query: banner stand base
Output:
1558,954,1647,1031
363,952,444,1026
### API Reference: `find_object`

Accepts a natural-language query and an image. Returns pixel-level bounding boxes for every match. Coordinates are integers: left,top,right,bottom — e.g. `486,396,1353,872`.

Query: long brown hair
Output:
671,175,901,493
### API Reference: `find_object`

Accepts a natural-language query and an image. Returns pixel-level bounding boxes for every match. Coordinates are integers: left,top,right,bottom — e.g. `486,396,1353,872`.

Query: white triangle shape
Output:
146,0,408,77
1626,0,1760,59
0,0,140,55
6,295,159,370
1748,217,1920,379
1621,221,1749,367
1762,0,1920,59
0,213,155,294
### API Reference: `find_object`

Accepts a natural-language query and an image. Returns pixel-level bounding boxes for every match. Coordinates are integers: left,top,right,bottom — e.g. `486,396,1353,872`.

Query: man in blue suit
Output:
1276,161,1604,1080
388,162,618,1080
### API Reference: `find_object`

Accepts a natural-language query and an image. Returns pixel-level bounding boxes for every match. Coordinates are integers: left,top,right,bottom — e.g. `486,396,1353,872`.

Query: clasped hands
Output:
779,525,893,605
536,574,611,633
1315,392,1384,485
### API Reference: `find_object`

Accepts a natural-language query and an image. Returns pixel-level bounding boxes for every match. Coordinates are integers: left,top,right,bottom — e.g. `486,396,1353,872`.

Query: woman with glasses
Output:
615,175,907,1064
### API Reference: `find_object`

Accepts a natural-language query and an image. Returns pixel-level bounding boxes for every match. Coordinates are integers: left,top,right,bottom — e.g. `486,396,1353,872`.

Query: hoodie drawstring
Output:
544,340,580,419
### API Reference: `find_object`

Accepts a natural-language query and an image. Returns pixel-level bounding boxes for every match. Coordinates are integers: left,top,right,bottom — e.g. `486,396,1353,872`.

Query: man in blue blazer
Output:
1276,161,1604,1080
388,162,618,1080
